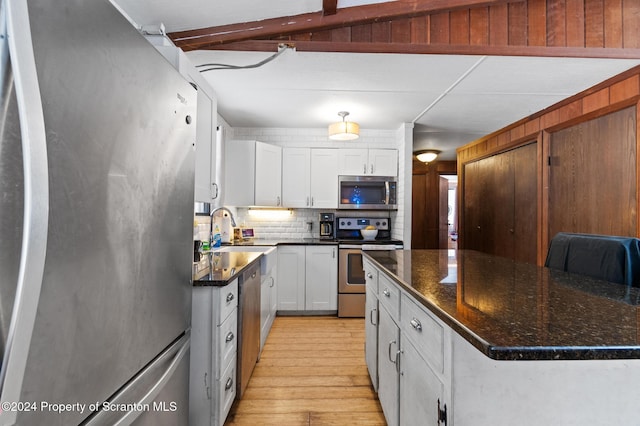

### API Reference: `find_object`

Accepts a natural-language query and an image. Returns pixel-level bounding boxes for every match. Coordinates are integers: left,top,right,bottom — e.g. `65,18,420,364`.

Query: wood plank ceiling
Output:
169,0,640,59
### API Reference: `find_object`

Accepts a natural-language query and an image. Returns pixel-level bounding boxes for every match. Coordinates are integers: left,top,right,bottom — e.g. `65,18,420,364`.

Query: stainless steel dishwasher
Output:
237,261,261,399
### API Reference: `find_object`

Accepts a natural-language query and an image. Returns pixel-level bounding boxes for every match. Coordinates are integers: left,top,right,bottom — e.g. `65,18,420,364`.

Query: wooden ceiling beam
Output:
169,0,510,51
207,39,640,60
323,0,337,16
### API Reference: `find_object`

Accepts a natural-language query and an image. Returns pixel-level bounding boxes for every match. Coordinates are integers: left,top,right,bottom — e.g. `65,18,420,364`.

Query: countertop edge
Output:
192,253,262,287
363,251,640,361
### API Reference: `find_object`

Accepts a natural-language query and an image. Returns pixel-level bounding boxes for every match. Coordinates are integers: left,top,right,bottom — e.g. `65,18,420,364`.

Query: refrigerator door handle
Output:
85,333,190,426
0,0,50,418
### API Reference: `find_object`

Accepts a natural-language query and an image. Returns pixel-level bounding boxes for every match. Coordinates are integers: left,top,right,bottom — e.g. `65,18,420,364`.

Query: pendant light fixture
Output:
415,149,441,163
328,111,359,140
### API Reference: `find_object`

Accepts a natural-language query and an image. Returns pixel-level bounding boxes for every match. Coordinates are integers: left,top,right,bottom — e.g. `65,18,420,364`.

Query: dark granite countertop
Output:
192,239,338,286
364,249,640,361
193,251,262,286
221,238,338,246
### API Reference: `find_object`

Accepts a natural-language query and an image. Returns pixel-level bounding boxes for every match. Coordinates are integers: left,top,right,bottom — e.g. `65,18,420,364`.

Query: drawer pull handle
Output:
225,377,233,391
225,331,234,342
388,340,397,364
370,308,377,326
226,293,234,303
410,318,422,332
383,288,390,297
366,272,373,279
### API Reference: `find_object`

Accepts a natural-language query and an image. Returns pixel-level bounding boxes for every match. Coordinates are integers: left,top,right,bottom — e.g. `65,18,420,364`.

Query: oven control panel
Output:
337,217,390,231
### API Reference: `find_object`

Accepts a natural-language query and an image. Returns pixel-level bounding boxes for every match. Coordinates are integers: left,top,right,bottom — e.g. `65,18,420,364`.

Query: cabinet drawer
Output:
400,293,444,374
217,308,237,379
378,273,400,321
363,258,378,294
217,278,238,324
218,356,236,425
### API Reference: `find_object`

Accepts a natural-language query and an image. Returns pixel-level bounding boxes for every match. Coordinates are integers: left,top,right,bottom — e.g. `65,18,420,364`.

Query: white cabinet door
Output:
365,287,379,392
255,142,282,206
400,336,446,426
338,148,398,177
193,87,214,202
161,47,219,203
305,245,338,311
377,304,400,426
282,148,311,207
369,149,398,176
224,140,256,207
338,148,369,175
310,149,338,208
260,261,278,353
277,246,305,311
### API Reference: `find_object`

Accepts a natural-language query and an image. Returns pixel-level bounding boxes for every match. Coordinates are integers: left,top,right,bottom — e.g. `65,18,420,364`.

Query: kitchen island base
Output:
452,333,640,425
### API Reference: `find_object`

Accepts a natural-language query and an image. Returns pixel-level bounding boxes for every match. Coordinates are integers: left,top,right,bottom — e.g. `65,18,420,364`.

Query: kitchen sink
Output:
213,245,277,275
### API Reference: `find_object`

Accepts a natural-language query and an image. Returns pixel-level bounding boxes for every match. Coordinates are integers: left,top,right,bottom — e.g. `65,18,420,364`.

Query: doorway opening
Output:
443,175,458,249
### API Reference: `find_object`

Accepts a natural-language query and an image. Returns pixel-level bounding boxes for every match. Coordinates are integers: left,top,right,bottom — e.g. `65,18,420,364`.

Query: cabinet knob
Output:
410,318,422,332
383,288,391,297
366,273,373,279
225,377,234,391
226,293,235,303
225,331,234,342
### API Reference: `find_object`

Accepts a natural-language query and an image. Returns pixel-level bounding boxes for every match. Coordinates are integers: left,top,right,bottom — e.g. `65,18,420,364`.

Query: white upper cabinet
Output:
282,148,311,208
338,148,398,177
224,140,255,207
254,142,283,207
368,148,398,176
224,140,282,207
310,149,339,208
282,148,338,208
150,40,219,203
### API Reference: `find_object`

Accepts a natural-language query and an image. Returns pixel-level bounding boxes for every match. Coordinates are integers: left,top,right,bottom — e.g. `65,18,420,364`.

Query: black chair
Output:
545,232,640,287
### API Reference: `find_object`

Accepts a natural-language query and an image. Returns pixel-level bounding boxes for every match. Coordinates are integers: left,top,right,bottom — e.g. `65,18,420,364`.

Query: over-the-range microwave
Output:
338,175,397,210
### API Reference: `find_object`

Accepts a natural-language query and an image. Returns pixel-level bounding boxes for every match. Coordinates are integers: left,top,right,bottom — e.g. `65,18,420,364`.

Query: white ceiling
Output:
114,0,640,160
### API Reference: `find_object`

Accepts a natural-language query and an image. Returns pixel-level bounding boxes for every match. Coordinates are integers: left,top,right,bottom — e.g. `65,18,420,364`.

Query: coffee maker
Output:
319,213,335,240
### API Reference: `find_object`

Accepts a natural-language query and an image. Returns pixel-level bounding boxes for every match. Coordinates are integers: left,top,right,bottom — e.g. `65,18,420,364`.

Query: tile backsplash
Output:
194,208,395,241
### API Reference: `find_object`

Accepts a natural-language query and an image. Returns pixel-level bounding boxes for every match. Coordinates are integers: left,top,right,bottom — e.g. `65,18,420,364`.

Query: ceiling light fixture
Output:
415,149,441,163
328,111,359,140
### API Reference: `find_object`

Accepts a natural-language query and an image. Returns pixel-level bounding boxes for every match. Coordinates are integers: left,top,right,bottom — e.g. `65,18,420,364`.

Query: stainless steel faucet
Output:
210,206,237,246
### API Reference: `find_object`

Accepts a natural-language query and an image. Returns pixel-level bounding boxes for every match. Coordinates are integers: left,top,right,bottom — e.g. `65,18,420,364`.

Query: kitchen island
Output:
364,249,640,426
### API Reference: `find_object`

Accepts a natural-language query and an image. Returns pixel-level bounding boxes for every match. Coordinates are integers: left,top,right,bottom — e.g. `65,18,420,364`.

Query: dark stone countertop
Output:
192,238,338,286
364,249,640,361
220,238,338,246
193,251,262,286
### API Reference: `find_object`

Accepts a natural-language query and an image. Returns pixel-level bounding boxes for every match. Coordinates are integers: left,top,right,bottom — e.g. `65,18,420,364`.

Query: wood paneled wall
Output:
412,160,457,249
457,65,640,265
287,0,640,49
171,0,640,58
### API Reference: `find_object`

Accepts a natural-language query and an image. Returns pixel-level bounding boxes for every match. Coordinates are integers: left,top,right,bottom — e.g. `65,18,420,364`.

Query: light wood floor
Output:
225,316,386,425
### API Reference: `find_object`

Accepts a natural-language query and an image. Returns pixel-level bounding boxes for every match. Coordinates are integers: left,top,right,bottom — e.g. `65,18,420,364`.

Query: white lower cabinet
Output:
260,260,277,353
277,245,338,312
365,259,451,426
400,337,447,426
364,287,378,391
377,304,400,426
190,279,238,426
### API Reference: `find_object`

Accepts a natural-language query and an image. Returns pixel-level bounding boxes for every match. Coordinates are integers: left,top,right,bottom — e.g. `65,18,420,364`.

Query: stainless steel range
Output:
336,217,403,317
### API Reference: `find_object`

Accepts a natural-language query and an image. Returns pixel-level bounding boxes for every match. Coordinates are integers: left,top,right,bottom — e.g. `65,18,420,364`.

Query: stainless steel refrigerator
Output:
0,0,195,424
